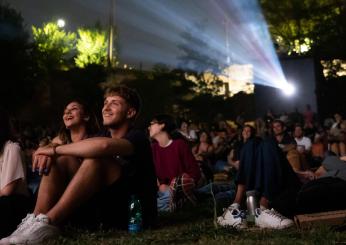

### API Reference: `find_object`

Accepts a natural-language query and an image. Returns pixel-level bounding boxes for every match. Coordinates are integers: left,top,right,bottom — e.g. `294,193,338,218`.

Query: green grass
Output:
47,199,346,245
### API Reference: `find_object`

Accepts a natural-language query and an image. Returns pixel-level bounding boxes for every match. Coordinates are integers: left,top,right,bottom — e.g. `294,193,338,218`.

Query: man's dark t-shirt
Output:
121,129,158,228
79,128,157,229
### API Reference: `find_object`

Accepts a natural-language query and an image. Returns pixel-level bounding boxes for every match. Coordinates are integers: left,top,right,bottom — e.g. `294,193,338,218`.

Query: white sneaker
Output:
8,214,60,244
0,213,36,245
217,203,247,229
255,208,294,229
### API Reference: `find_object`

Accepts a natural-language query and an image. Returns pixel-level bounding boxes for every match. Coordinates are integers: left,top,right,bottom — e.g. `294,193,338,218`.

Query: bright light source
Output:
281,82,295,96
300,44,309,53
57,19,65,28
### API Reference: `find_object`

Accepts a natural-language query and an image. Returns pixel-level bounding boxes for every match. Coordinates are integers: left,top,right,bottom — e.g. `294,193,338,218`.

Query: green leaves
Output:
75,28,109,68
31,22,116,71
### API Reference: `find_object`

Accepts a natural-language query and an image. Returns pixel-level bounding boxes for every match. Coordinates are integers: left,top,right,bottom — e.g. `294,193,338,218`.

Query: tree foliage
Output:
260,0,345,57
0,3,34,112
32,22,76,70
75,28,108,68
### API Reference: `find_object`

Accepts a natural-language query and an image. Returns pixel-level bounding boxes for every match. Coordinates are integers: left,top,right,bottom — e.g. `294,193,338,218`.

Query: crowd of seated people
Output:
1,98,346,243
167,108,346,229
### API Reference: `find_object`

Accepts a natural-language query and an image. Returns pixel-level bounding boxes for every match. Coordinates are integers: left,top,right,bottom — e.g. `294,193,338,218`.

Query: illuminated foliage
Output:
321,59,346,79
75,28,108,68
185,65,255,98
32,22,76,70
185,71,224,96
260,0,344,56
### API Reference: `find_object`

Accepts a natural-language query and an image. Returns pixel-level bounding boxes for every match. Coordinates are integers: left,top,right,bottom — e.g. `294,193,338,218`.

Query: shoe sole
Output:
217,218,247,229
256,222,294,229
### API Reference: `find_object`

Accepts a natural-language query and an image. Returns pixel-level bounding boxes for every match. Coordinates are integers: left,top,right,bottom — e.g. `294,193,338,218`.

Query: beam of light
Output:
110,0,288,90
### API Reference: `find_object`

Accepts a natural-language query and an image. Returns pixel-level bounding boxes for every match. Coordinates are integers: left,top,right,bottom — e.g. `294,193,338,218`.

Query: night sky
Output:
6,0,319,113
8,0,216,69
6,1,262,70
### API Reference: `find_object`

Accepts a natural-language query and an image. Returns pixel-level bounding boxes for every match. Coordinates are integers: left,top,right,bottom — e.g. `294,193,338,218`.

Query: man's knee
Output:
79,158,122,186
54,155,81,175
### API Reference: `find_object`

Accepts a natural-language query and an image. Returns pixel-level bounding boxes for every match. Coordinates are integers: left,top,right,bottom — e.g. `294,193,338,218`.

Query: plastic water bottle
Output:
128,195,142,233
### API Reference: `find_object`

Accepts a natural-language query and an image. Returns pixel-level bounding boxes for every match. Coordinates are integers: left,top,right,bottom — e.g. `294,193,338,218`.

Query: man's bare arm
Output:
35,137,134,158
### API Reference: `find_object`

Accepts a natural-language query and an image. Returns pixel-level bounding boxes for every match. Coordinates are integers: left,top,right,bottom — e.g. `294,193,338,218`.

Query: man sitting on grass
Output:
0,86,157,244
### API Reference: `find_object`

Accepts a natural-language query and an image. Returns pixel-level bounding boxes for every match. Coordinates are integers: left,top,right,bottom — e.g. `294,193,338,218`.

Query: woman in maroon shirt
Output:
148,114,201,212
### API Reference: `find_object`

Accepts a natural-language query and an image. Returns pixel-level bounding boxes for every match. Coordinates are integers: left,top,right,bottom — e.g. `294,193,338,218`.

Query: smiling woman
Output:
53,99,100,145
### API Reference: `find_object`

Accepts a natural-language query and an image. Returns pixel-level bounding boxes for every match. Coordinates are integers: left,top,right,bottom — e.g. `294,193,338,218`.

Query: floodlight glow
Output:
111,0,288,92
57,19,65,28
281,82,295,96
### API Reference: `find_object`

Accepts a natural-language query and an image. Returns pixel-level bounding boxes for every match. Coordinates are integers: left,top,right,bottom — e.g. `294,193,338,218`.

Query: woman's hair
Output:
0,108,12,153
58,99,100,144
151,114,177,136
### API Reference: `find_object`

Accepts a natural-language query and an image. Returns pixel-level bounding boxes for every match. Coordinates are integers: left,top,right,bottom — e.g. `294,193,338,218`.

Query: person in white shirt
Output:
0,109,31,238
294,124,312,154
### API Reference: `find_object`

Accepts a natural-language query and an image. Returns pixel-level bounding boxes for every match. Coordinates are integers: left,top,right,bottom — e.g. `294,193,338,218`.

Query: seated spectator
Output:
294,124,312,153
272,119,296,151
212,128,228,149
149,114,201,212
217,137,301,229
272,120,303,171
192,130,214,182
215,125,256,172
192,131,214,162
52,99,100,145
328,113,346,156
0,109,32,238
294,124,312,169
177,119,197,143
227,125,257,171
213,128,232,159
27,100,100,198
296,155,346,214
1,86,157,244
308,133,326,168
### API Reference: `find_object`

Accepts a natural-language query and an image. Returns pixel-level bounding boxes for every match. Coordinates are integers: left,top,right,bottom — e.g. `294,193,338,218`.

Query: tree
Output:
0,3,34,112
260,0,345,56
185,71,224,96
75,28,108,68
32,22,76,71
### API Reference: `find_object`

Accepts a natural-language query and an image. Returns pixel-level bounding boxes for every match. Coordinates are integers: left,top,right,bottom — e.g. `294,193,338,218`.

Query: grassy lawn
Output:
47,199,346,245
